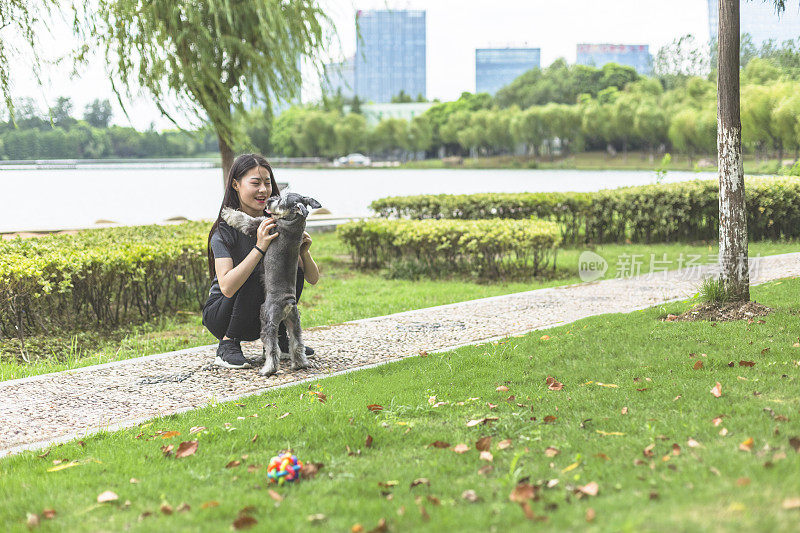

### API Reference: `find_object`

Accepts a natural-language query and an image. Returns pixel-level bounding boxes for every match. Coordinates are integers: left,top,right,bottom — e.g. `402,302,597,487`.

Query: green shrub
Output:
370,176,800,244
0,222,209,341
337,218,561,279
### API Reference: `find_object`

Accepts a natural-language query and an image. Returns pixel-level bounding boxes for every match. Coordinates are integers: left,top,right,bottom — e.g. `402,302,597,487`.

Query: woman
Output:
202,154,320,369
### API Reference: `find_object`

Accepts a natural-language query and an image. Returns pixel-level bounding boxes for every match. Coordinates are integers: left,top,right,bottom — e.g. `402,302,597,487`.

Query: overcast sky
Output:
6,0,712,131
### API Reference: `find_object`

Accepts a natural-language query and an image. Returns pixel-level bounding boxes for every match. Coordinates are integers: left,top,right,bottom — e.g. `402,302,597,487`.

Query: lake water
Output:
0,166,717,233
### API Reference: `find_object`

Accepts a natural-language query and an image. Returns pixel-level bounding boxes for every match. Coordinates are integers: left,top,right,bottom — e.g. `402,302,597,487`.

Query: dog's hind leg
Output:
259,304,282,377
284,305,309,371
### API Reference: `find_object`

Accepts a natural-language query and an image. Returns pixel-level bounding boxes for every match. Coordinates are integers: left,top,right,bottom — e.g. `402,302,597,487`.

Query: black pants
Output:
202,269,304,342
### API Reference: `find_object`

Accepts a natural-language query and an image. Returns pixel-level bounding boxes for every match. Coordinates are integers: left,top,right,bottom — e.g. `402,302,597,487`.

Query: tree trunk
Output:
717,0,750,302
218,133,235,186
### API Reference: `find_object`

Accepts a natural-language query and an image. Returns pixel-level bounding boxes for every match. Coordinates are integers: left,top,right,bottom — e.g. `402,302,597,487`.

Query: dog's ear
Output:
296,203,309,217
302,196,322,210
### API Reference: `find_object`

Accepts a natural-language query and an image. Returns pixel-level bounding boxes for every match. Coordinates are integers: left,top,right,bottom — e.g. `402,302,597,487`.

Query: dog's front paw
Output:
259,357,278,377
291,354,310,371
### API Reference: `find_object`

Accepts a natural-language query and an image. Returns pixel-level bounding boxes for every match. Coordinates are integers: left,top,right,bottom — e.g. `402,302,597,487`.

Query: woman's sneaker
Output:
214,339,252,369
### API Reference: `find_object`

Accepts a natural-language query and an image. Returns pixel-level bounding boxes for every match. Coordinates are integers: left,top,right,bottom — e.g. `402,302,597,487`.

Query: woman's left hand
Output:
300,231,312,254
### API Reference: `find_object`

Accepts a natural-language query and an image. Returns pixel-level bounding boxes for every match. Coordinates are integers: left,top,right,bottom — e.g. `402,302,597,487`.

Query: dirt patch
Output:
663,300,773,322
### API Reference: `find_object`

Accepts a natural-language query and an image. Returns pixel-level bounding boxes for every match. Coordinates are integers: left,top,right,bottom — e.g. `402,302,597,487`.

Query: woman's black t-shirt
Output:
207,219,303,302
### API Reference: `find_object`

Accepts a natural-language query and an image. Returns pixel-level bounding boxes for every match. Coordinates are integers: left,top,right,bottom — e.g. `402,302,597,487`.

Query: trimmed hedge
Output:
0,222,209,342
370,176,800,244
337,218,561,279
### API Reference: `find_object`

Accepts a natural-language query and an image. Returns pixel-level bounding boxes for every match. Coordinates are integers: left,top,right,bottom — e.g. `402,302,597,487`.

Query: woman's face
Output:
234,166,273,216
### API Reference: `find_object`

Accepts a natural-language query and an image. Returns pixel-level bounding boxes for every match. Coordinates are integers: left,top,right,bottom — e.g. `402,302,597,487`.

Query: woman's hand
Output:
256,217,278,250
299,231,312,255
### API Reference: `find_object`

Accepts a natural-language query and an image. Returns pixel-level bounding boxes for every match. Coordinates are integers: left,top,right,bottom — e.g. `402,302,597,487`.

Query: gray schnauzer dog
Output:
221,192,321,377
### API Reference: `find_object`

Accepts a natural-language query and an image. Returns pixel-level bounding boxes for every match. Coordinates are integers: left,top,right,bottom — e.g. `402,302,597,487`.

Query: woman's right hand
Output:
256,217,278,250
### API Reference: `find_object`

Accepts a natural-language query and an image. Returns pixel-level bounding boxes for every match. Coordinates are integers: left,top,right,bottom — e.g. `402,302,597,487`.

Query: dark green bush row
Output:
337,218,561,279
370,177,800,244
0,222,209,341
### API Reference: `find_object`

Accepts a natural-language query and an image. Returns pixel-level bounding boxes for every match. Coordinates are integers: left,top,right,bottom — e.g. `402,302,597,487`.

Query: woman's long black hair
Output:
207,153,280,280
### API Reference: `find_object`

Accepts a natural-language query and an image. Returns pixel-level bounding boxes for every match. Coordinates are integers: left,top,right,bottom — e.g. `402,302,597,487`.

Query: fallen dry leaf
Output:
352,524,364,533
160,503,173,515
540,335,550,340
97,491,118,504
232,515,258,530
268,489,283,502
509,482,538,503
175,440,198,458
367,404,383,412
161,444,174,457
226,460,241,469
176,503,190,512
476,436,491,451
712,416,724,426
369,517,389,532
478,464,493,475
739,360,756,367
200,501,219,509
160,431,180,439
466,417,499,427
462,490,480,503
782,498,800,510
586,508,596,522
429,440,450,449
543,415,557,424
736,478,751,486
578,481,599,496
301,462,323,479
789,436,800,453
27,514,39,528
189,426,206,434
453,443,470,454
711,382,723,398
693,360,703,370
410,478,430,488
687,438,702,448
643,444,655,458
498,439,512,450
621,406,629,415
496,385,509,392
544,446,560,458
42,509,56,519
479,451,493,462
546,376,563,391
561,462,580,473
365,435,373,448
739,437,754,452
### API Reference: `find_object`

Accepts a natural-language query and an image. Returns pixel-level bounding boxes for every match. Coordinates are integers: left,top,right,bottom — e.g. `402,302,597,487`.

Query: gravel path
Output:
2,253,798,456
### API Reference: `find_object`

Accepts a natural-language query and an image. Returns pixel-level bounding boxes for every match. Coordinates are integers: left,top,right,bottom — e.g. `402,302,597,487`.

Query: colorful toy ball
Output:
266,452,303,484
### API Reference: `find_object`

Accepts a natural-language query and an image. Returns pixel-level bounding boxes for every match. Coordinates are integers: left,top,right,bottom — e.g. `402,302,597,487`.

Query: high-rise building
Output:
354,9,426,103
323,57,355,98
576,44,652,74
475,48,541,95
708,0,800,45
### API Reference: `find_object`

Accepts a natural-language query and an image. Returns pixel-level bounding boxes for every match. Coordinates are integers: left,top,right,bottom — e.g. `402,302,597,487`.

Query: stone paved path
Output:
2,253,798,456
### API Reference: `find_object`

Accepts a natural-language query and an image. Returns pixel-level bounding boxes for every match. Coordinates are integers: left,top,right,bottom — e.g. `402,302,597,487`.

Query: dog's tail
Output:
221,207,263,237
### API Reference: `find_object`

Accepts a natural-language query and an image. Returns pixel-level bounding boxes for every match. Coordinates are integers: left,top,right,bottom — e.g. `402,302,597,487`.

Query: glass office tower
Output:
475,48,541,95
576,44,652,74
354,9,426,103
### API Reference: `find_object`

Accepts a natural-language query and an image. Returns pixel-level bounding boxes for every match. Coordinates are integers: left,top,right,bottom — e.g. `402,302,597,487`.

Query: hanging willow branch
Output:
73,0,334,176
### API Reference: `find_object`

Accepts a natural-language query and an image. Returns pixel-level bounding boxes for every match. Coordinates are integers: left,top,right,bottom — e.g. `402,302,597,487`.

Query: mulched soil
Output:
663,300,773,323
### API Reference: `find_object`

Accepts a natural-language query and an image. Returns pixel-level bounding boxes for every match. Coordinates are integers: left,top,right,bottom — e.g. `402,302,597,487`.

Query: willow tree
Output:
0,0,55,122
78,1,331,181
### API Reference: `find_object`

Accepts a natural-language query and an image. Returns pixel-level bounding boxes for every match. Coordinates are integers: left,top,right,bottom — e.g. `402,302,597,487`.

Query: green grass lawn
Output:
2,277,799,531
1,232,797,381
